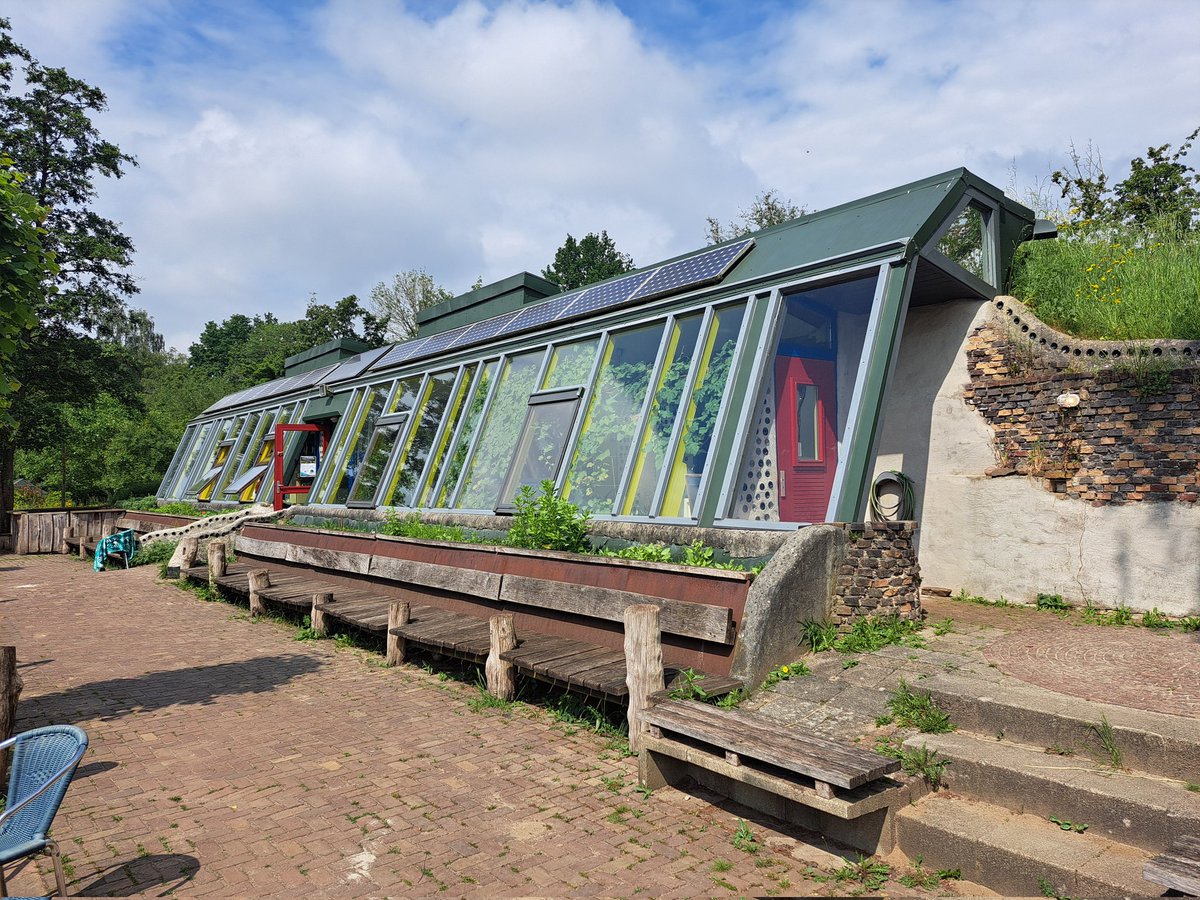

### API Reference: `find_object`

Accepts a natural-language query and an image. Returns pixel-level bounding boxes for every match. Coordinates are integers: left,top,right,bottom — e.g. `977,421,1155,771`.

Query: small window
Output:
497,387,584,510
795,384,821,461
937,203,989,282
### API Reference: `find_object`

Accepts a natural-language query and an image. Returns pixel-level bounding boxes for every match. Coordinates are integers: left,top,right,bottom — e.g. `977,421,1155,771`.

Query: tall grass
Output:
1008,220,1200,340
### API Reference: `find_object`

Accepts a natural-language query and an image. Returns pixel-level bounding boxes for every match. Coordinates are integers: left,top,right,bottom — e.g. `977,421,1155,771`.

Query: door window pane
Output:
312,390,365,501
564,322,664,514
458,350,544,509
623,314,704,515
662,303,746,517
796,384,820,461
385,370,458,507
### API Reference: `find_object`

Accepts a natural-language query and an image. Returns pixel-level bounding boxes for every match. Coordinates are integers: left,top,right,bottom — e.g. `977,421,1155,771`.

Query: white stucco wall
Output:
873,300,1200,615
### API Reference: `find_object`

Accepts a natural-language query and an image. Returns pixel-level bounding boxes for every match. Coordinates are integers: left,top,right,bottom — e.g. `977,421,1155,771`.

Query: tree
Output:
0,159,52,427
301,294,386,347
369,269,454,341
705,190,807,245
1051,127,1200,233
0,18,141,528
542,231,634,291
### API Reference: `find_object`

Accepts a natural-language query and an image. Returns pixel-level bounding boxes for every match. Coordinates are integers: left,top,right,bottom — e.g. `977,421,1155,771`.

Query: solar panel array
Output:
366,237,753,376
201,237,754,416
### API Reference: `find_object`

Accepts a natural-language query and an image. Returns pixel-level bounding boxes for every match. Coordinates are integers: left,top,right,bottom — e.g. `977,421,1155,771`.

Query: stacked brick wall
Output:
831,521,921,631
965,321,1200,506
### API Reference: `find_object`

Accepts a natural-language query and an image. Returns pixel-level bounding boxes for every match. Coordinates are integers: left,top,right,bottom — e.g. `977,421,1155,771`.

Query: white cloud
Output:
5,0,1198,353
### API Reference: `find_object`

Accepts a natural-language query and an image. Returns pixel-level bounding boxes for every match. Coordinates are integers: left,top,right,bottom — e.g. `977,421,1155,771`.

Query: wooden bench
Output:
65,517,139,560
639,698,902,820
1145,835,1200,895
194,534,745,705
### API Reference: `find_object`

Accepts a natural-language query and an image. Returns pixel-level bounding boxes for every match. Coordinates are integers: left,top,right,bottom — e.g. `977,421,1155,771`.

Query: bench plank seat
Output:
391,608,491,659
642,699,899,791
1145,835,1200,895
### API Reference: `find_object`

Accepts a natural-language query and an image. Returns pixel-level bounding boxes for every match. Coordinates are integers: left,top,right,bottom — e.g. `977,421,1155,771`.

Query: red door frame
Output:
273,423,327,511
774,356,837,523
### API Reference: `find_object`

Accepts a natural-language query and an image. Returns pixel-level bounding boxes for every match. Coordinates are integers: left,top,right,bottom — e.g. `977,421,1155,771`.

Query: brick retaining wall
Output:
965,321,1200,506
831,521,921,631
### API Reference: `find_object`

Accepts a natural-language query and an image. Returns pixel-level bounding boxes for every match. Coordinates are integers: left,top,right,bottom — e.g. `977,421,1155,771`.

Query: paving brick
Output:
1,555,899,898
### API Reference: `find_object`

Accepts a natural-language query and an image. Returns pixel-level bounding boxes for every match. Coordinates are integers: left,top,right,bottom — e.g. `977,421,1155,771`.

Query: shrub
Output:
380,510,475,543
129,539,177,570
506,481,591,553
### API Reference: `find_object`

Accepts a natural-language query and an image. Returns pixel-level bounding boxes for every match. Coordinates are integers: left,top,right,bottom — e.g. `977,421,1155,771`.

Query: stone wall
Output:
830,521,921,631
964,322,1200,506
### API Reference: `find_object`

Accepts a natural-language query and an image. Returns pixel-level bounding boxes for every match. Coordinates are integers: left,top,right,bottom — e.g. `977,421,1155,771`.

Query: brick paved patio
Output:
1,555,857,898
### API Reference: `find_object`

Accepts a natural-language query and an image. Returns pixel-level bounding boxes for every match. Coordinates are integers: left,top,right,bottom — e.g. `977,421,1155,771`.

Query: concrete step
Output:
894,793,1160,898
905,731,1200,853
918,671,1200,783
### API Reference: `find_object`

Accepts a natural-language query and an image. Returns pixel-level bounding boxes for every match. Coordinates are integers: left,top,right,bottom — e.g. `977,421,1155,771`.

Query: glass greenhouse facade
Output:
159,169,1040,528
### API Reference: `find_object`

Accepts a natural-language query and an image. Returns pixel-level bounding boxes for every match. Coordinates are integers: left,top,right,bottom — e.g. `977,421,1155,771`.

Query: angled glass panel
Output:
661,303,747,518
162,423,206,499
157,425,196,497
225,403,293,502
190,415,243,499
324,384,391,505
937,203,987,281
499,389,584,507
347,375,425,504
457,350,544,509
416,363,478,507
541,337,600,390
173,421,217,499
622,314,705,515
384,370,457,507
434,361,497,508
216,410,270,498
311,389,367,502
563,321,664,514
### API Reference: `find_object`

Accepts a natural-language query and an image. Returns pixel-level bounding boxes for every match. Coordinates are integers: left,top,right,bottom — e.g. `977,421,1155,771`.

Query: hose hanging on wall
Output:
870,470,916,521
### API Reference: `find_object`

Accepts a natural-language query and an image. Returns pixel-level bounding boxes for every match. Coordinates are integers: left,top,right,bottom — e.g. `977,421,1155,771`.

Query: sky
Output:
6,0,1199,353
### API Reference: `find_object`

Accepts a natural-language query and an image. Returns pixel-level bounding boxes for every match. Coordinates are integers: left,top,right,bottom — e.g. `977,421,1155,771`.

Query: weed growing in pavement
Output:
711,858,733,872
732,819,759,854
1049,815,1089,833
832,855,891,892
668,667,709,701
1187,783,1200,792
1088,714,1123,768
951,589,1009,607
932,617,955,636
802,615,926,655
761,661,810,689
887,680,954,733
716,689,744,710
1045,744,1075,757
874,737,950,789
1180,616,1200,632
1140,607,1173,628
899,856,961,889
1038,874,1077,900
1036,592,1070,613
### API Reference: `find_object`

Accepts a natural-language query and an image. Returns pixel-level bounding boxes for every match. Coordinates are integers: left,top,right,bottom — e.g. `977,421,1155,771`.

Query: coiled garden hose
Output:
869,470,915,521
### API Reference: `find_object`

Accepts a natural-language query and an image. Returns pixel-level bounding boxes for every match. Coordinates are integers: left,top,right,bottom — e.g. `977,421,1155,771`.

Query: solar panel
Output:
629,238,754,302
451,309,521,348
507,292,582,334
560,271,653,320
374,335,431,370
323,347,389,384
407,323,471,360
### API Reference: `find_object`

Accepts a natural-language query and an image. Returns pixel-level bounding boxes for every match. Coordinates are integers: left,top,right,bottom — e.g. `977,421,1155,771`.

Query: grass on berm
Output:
1008,218,1200,341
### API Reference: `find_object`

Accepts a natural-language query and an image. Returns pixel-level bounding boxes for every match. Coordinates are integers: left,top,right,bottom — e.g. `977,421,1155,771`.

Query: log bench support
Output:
1145,835,1200,895
248,569,271,617
625,604,664,754
386,601,410,666
207,540,227,591
485,614,517,700
311,592,334,637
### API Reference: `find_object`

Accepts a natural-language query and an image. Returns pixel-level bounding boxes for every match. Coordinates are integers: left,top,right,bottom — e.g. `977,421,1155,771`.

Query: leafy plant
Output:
1140,607,1173,629
1180,616,1200,632
668,668,709,701
294,615,320,641
801,619,839,652
506,480,591,553
887,680,954,734
874,737,949,789
932,617,955,636
1049,815,1088,833
716,689,743,710
682,540,715,568
731,819,759,853
761,661,809,689
129,539,177,569
381,510,477,543
1036,592,1070,612
599,542,672,563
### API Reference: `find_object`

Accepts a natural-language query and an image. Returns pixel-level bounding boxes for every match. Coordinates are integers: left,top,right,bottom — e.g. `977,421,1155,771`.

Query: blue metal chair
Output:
0,725,88,898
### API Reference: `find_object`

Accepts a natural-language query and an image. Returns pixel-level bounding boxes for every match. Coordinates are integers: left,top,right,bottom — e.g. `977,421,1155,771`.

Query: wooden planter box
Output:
239,523,753,676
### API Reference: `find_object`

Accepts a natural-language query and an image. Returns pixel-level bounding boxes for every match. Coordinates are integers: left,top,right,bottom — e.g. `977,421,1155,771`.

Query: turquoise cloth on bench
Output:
94,529,136,572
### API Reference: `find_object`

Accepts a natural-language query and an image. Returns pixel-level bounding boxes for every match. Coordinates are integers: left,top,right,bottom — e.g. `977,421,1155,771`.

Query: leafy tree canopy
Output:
542,231,634,292
369,269,455,342
1051,126,1200,234
706,190,807,245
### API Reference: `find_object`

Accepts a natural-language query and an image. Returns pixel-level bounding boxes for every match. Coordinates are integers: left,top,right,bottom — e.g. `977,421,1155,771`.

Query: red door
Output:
775,356,837,522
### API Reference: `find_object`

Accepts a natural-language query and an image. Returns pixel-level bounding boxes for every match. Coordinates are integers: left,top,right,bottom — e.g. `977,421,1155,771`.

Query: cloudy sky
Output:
7,1,1199,353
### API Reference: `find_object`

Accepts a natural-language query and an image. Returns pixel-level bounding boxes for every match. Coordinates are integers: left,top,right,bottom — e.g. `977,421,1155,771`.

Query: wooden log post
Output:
311,592,334,637
207,540,227,590
61,526,77,555
248,569,271,617
1,647,22,788
386,601,410,666
165,537,199,579
624,604,664,754
485,614,517,700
